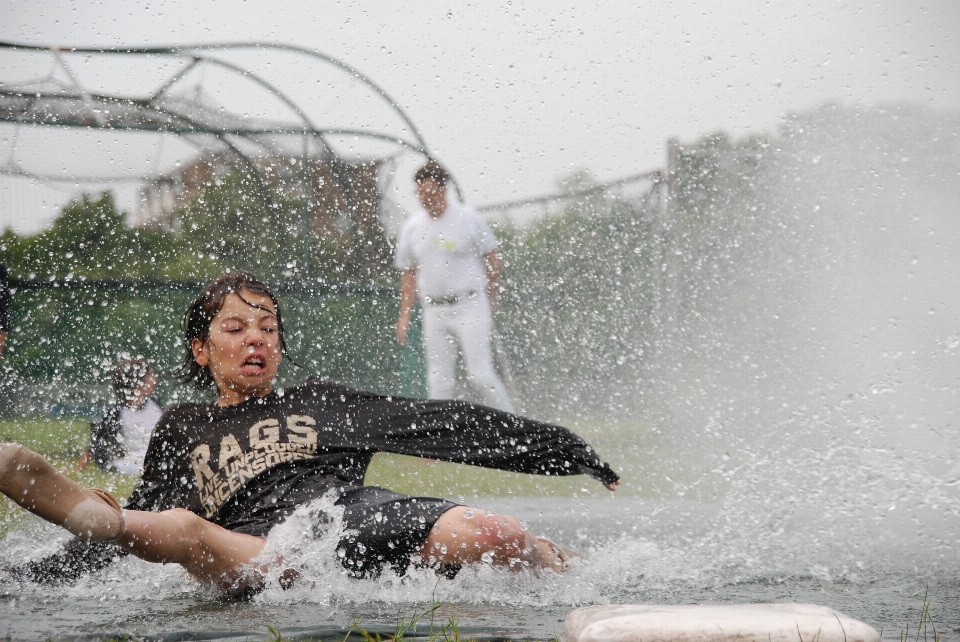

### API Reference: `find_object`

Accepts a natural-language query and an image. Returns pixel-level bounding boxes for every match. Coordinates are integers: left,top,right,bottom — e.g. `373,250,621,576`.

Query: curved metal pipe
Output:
0,107,436,180
166,53,335,157
478,170,662,212
0,40,431,156
181,43,433,159
0,41,465,208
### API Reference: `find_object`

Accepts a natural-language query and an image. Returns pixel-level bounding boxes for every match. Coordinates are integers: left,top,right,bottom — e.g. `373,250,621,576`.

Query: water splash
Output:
2,103,959,636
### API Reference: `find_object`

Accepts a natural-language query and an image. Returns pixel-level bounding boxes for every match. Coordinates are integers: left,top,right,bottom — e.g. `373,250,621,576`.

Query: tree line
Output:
0,172,394,285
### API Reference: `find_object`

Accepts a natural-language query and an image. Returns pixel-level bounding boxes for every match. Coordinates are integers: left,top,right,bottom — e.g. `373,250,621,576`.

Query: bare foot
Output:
537,537,582,572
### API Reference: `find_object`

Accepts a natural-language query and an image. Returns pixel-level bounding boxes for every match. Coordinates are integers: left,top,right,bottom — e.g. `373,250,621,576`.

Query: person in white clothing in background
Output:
394,161,514,412
77,357,163,475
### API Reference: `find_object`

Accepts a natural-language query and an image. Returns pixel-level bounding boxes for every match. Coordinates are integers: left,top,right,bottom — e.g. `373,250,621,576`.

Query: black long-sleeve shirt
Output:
128,378,618,534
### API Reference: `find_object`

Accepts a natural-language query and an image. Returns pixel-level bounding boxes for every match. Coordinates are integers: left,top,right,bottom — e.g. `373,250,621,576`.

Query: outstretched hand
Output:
605,480,620,492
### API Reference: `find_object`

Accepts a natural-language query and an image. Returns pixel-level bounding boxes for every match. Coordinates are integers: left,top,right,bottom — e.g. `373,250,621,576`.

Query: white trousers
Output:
421,294,515,413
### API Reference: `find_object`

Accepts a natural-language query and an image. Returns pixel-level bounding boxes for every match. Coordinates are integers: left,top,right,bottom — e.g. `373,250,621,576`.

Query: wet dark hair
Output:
179,272,291,389
113,357,153,406
414,160,449,187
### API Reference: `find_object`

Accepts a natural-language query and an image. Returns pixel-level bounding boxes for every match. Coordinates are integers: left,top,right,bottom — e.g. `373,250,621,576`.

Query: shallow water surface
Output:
2,496,957,641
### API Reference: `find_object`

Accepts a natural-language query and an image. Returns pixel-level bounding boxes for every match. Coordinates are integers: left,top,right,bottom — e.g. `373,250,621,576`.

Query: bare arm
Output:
482,249,503,312
395,267,418,346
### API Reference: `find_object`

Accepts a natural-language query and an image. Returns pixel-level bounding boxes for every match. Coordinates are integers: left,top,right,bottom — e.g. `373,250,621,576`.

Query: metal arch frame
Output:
0,40,469,280
176,42,430,152
477,169,662,213
0,53,296,274
1,43,364,191
0,40,464,198
144,49,333,275
153,53,335,158
0,120,413,186
182,43,463,199
0,89,284,205
0,44,309,215
0,117,436,183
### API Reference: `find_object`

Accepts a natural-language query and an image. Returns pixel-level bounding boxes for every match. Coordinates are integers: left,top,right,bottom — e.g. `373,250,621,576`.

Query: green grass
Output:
365,415,727,501
363,415,631,499
266,597,554,642
0,416,91,458
898,588,941,642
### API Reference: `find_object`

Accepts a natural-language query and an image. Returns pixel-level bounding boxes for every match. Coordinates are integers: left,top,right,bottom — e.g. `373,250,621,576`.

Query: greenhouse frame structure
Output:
0,40,463,278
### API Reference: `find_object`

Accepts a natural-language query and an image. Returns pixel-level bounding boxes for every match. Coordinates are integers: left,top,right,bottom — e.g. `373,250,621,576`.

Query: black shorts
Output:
322,486,459,578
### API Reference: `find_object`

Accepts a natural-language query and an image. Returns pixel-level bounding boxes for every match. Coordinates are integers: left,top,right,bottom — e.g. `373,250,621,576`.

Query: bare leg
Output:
119,508,268,591
419,505,580,573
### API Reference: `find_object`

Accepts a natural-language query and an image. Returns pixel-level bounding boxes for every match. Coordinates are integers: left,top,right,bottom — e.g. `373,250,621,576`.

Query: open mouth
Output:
242,356,266,370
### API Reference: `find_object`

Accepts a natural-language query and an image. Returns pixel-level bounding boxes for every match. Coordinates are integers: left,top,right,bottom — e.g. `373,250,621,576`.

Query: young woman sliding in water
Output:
1,273,619,593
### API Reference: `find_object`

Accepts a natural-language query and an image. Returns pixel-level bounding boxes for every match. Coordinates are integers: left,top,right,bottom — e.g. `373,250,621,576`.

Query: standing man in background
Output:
0,264,11,357
394,161,514,412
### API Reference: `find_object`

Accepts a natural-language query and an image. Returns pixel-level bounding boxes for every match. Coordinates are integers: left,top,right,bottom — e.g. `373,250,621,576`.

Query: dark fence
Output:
0,277,425,416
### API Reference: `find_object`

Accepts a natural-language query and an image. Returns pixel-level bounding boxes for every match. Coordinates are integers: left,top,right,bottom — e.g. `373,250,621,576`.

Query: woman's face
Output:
191,289,282,406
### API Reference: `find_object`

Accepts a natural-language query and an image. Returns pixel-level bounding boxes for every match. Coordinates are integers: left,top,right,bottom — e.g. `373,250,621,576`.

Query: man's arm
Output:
0,264,10,357
8,539,129,585
482,249,502,312
89,405,123,469
395,266,418,346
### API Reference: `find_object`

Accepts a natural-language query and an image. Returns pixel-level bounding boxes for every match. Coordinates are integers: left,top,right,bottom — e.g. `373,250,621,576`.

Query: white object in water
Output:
561,603,880,642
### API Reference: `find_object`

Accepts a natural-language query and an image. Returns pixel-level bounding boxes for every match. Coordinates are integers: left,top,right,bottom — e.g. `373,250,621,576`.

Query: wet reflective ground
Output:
2,497,957,641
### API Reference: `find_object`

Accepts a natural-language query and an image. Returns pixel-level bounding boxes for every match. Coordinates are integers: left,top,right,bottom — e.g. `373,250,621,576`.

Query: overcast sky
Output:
1,0,958,235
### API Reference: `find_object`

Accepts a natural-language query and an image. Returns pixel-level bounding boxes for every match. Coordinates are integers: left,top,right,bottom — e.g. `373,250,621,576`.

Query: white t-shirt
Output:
112,398,164,474
393,203,498,300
